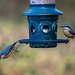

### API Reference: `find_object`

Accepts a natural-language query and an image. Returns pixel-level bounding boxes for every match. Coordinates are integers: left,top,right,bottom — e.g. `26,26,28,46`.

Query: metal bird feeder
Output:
0,0,69,59
19,0,68,48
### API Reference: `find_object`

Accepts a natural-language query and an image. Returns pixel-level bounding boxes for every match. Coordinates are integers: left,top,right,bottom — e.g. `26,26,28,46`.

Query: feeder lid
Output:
23,0,63,16
30,0,55,4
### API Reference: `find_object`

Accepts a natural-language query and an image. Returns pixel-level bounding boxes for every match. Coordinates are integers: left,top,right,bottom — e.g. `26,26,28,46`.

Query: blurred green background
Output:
0,0,75,75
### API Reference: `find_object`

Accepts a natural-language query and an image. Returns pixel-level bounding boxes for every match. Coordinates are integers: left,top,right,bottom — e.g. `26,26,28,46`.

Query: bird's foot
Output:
66,38,70,42
14,49,19,53
13,44,21,53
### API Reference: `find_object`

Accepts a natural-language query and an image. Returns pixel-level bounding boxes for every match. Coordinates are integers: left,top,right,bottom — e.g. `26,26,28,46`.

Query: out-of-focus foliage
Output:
0,0,75,75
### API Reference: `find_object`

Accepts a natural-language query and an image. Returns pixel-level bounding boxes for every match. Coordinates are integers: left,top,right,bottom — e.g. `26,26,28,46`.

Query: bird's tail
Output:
0,53,1,59
0,53,3,59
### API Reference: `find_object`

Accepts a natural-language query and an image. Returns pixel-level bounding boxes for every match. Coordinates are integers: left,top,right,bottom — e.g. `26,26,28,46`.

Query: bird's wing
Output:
69,29,75,35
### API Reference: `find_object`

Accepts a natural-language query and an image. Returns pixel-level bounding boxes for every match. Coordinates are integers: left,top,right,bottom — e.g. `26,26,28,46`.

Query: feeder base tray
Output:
19,39,69,48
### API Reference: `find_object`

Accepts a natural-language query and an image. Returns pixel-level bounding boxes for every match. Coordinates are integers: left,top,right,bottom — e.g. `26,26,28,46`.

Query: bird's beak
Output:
60,26,63,28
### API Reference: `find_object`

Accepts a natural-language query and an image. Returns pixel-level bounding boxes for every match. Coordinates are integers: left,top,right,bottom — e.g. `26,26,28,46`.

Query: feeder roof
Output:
23,5,63,16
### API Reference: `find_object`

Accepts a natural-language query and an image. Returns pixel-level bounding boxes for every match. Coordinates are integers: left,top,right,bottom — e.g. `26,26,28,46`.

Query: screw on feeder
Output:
0,0,70,59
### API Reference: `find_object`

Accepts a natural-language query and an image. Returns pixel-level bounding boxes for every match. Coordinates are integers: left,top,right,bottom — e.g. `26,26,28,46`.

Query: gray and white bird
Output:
60,24,75,40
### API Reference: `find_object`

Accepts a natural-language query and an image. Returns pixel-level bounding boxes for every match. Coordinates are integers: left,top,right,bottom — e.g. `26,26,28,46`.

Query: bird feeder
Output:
0,0,69,59
19,0,68,48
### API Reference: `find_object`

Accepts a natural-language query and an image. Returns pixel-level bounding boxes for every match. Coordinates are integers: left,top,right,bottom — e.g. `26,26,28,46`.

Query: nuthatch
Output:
0,41,20,59
60,24,75,39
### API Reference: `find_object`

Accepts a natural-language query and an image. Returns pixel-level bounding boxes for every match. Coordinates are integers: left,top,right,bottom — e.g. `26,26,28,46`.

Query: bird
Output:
0,41,20,59
60,24,75,40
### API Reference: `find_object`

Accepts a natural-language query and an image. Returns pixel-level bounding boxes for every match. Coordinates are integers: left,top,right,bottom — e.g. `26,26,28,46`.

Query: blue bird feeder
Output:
22,0,69,48
0,0,69,60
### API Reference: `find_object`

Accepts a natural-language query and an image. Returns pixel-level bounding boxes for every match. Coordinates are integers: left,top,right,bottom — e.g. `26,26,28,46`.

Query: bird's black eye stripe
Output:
64,26,68,27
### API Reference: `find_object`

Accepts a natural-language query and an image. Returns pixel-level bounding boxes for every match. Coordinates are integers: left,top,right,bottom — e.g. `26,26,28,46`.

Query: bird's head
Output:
60,24,71,30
